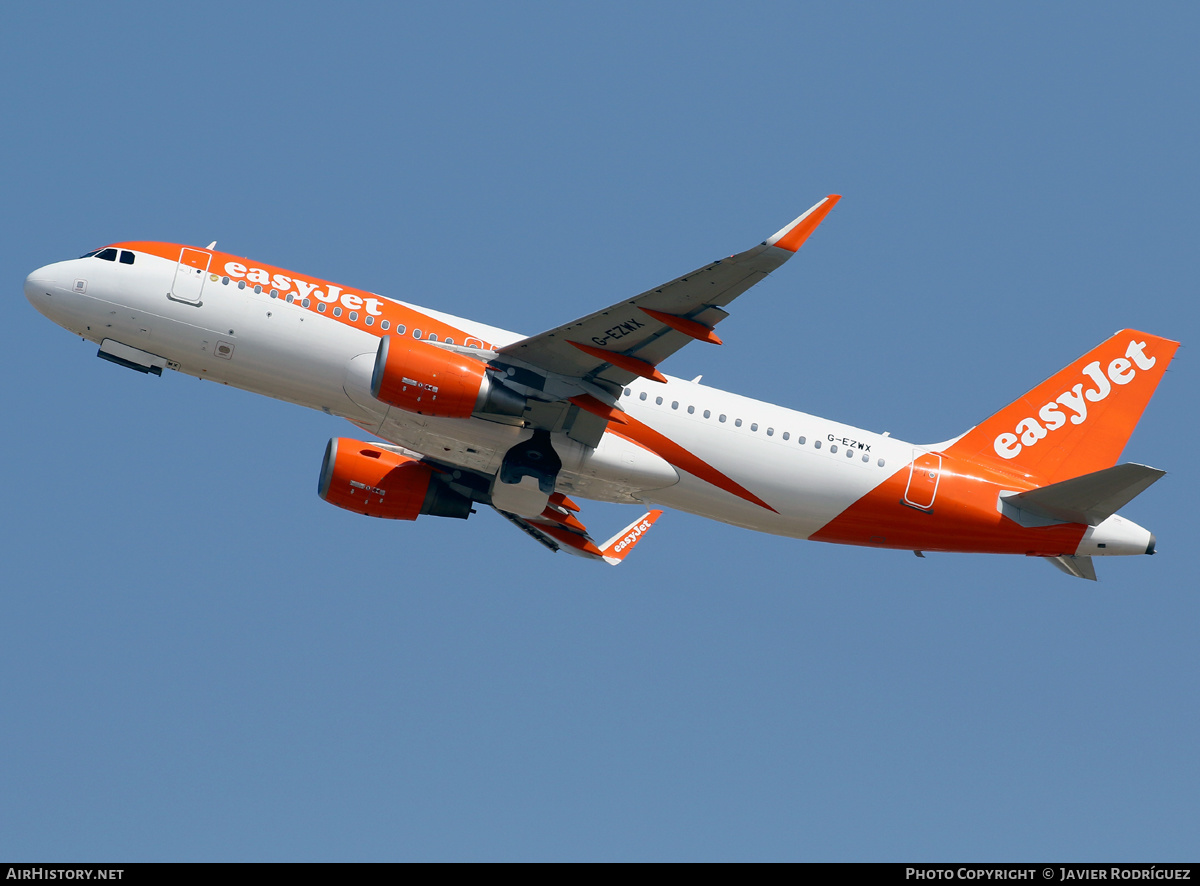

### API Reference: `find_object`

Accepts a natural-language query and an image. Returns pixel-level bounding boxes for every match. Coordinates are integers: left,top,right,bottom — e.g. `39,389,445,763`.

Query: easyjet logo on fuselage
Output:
203,253,495,351
992,339,1156,460
223,260,384,316
116,241,499,351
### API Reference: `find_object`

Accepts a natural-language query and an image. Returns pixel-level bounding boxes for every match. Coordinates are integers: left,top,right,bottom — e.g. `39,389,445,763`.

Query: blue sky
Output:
2,2,1196,861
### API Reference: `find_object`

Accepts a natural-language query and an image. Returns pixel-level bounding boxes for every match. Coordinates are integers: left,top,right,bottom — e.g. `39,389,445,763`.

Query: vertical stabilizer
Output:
946,330,1178,483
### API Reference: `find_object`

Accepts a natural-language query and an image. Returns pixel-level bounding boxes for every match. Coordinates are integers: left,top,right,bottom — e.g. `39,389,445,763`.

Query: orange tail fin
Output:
944,330,1178,483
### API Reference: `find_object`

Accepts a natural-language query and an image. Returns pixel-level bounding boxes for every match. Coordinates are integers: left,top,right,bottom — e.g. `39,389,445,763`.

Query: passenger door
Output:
903,450,941,511
170,247,210,305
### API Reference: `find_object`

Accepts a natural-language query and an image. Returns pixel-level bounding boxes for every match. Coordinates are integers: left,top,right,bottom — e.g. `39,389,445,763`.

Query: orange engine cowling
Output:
369,335,525,419
317,437,472,520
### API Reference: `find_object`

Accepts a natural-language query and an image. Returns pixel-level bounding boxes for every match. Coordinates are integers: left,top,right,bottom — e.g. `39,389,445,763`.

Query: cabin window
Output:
119,250,135,265
413,329,422,339
639,392,647,401
318,303,326,312
830,444,838,453
671,401,678,409
286,294,294,303
704,410,711,419
750,422,758,432
862,454,869,463
687,405,694,414
814,440,821,449
238,281,246,290
349,311,358,321
429,333,438,342
381,320,390,330
782,432,789,440
269,289,277,298
846,449,854,458
446,337,454,345
222,277,230,285
655,396,663,405
333,307,342,317
624,388,632,397
719,414,726,423
766,427,773,436
735,418,742,427
254,284,262,294
365,316,374,326
396,325,406,335
877,459,886,467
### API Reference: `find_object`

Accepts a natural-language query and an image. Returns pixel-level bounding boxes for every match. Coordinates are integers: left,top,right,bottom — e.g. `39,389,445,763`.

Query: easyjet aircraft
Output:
24,196,1178,578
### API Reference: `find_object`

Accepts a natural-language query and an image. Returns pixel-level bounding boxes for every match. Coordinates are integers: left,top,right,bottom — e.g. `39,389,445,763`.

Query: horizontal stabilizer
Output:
1047,554,1098,581
1001,463,1165,527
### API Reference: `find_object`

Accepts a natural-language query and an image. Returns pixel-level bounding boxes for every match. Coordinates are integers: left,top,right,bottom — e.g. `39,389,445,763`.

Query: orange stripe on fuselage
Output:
811,451,1087,555
113,241,494,351
613,414,777,513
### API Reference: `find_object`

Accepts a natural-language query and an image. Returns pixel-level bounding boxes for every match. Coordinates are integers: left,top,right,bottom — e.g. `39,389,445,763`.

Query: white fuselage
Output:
25,249,905,533
24,244,1157,561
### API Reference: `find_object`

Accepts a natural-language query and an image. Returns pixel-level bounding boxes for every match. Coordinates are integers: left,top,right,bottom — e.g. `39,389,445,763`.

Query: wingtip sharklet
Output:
765,194,842,252
600,510,664,565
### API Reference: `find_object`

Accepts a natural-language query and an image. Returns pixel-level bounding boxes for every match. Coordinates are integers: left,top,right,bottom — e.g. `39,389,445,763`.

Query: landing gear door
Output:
170,247,210,305
903,450,941,511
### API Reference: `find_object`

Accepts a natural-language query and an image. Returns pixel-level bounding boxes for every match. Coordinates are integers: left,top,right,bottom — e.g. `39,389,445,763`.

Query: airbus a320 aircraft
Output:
25,196,1178,578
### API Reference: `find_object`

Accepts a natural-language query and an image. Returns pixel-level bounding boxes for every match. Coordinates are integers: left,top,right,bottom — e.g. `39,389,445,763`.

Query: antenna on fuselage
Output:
206,241,217,250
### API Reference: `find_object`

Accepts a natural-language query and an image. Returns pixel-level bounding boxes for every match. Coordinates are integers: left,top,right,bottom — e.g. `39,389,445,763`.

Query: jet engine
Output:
370,335,525,419
317,437,472,520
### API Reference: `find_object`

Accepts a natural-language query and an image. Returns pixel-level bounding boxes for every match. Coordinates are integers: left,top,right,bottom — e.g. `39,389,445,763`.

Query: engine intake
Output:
370,335,524,419
317,437,472,520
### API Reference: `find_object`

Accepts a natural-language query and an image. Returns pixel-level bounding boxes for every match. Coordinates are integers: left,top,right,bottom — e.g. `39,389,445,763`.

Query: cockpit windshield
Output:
80,247,135,264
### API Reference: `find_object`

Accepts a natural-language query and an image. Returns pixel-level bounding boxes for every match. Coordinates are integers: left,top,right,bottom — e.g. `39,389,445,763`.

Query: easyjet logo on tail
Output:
993,339,1156,460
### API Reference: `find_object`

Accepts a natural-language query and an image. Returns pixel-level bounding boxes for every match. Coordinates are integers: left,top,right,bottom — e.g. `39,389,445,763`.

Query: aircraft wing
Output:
495,495,663,564
495,195,841,390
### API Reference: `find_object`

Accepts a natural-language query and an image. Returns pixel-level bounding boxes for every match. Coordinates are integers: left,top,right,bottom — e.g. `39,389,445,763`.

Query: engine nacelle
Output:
370,335,524,419
317,437,472,520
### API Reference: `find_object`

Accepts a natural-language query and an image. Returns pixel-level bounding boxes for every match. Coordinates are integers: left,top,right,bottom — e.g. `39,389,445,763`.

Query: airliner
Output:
24,196,1177,578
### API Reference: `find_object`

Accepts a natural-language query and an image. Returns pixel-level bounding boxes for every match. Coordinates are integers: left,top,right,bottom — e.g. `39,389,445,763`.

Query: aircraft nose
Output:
24,266,58,306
